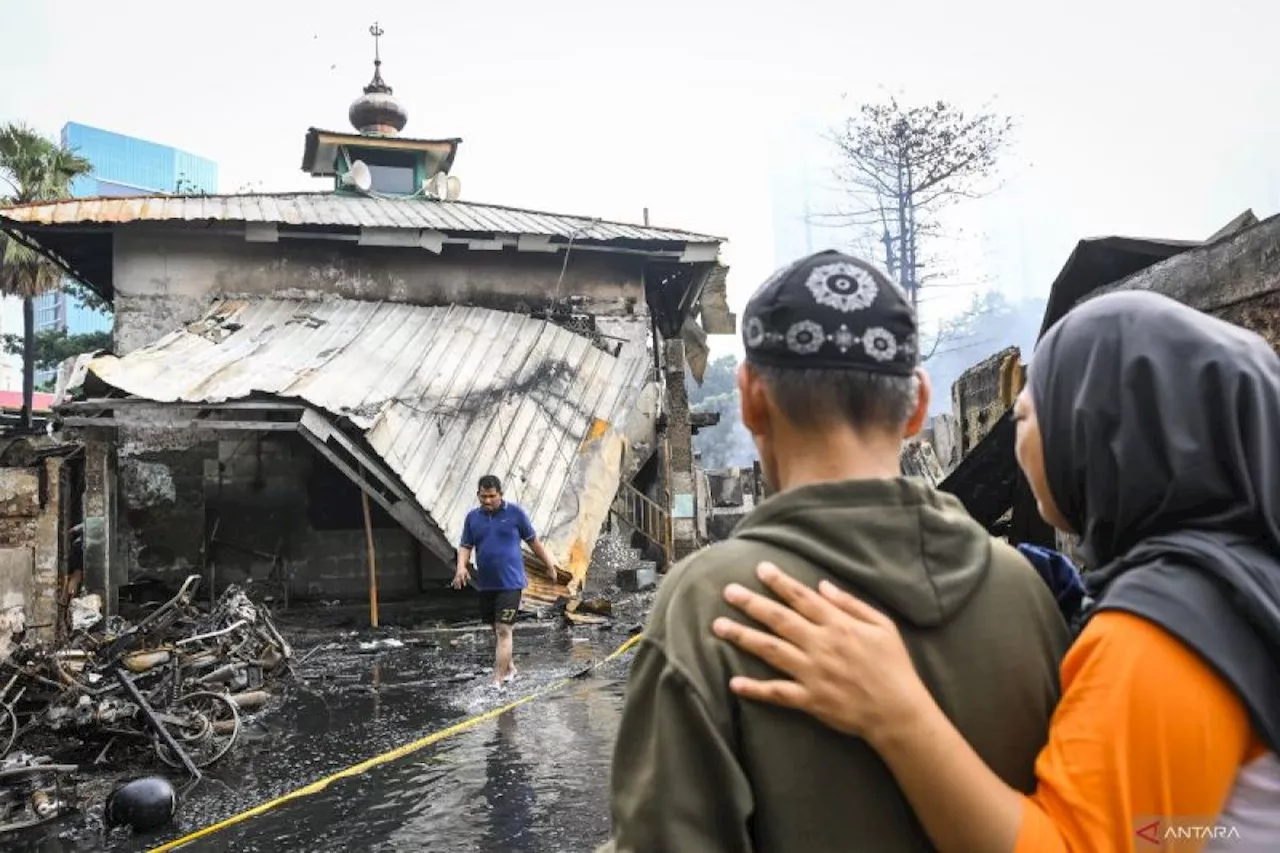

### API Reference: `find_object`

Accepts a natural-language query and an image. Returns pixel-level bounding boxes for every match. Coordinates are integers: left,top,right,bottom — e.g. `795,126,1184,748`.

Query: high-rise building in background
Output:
28,123,218,382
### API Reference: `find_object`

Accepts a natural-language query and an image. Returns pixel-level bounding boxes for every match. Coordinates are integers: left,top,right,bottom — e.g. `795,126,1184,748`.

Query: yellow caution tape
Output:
148,631,644,852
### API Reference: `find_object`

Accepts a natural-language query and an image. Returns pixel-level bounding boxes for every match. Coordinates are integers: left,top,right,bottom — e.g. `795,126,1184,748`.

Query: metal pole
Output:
361,485,380,629
113,668,201,780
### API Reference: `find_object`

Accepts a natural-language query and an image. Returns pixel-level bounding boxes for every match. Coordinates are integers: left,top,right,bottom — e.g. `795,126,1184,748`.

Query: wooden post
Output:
361,486,380,628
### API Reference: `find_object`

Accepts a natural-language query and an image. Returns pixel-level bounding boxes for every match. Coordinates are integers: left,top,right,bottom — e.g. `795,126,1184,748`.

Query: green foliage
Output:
1,328,110,372
64,279,112,315
0,122,95,424
0,123,95,298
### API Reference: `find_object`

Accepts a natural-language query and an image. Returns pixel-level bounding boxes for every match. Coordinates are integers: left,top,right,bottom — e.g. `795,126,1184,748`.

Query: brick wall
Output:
0,459,63,639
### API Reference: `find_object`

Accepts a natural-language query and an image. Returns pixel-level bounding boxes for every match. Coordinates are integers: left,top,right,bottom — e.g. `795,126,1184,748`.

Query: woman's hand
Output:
711,561,933,745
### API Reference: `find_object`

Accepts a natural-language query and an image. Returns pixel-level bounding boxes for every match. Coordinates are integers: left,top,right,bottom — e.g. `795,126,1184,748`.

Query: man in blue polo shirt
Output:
453,474,561,687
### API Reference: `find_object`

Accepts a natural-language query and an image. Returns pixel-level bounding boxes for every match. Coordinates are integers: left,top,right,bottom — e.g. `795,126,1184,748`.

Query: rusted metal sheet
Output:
83,299,653,591
0,192,724,245
697,264,737,334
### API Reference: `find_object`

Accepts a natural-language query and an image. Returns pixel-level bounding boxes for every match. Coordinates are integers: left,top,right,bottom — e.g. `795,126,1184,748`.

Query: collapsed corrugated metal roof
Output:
0,192,724,244
81,298,655,596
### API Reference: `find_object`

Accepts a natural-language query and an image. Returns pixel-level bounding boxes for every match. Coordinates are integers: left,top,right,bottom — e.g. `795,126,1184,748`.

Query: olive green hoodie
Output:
601,478,1070,853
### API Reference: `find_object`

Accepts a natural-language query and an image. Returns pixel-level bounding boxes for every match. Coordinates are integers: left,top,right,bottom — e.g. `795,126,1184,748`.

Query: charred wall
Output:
110,427,429,604
1085,212,1280,319
81,440,116,612
919,413,960,474
206,433,427,602
950,346,1020,457
663,339,698,559
118,427,215,587
1214,289,1280,350
0,458,63,640
111,230,647,355
699,467,760,543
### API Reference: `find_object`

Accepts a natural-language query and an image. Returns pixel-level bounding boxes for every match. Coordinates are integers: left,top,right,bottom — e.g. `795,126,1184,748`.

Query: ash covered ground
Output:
7,532,657,852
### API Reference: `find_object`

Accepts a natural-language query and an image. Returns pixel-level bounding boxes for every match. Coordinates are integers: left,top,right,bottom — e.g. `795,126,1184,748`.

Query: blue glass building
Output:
32,123,217,380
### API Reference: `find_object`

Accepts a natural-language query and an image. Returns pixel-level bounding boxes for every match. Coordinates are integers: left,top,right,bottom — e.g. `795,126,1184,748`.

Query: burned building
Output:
933,209,1280,561
0,35,735,621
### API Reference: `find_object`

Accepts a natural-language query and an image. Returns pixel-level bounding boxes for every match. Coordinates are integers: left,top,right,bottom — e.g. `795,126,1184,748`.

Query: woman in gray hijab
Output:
712,290,1280,851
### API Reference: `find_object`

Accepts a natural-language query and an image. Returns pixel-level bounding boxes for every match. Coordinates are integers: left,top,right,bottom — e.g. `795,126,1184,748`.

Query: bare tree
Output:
819,97,1012,320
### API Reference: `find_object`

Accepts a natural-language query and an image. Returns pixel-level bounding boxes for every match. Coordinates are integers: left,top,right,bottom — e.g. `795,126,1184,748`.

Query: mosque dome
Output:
349,63,407,136
348,24,407,136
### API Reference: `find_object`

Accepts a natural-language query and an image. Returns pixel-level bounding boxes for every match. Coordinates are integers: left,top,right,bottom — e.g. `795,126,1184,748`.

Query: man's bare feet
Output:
504,665,518,684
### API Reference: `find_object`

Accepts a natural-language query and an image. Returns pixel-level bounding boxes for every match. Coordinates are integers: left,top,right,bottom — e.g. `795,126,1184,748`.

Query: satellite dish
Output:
445,175,462,201
342,160,372,192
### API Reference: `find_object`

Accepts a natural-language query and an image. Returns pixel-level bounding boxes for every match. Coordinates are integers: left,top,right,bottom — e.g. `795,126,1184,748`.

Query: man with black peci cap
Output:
600,251,1070,853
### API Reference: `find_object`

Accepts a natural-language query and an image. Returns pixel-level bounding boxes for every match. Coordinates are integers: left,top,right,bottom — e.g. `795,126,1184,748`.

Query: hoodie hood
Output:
734,477,992,628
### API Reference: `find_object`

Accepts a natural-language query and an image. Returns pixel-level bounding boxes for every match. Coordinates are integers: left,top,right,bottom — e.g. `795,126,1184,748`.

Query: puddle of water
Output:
181,668,630,852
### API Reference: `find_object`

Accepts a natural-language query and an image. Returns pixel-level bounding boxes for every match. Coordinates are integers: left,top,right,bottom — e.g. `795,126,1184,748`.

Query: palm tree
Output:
0,124,93,428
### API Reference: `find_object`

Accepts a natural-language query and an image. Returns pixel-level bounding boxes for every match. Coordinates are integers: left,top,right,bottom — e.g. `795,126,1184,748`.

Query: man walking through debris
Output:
453,475,560,688
600,250,1070,852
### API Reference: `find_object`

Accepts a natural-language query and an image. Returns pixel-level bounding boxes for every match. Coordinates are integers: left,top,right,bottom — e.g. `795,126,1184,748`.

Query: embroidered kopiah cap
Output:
742,250,918,375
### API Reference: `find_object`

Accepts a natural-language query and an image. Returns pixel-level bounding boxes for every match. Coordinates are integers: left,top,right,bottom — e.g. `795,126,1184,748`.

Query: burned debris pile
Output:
0,575,292,834
0,752,78,835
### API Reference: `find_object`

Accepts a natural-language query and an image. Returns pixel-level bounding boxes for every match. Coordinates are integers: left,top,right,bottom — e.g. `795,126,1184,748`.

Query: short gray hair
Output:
752,363,920,433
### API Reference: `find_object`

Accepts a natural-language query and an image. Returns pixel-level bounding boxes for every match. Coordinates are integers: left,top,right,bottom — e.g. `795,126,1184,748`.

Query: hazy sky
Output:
2,0,1278,364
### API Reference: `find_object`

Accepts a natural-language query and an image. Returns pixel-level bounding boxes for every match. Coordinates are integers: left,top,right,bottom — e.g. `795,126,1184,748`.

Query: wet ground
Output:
182,675,629,853
8,586,651,853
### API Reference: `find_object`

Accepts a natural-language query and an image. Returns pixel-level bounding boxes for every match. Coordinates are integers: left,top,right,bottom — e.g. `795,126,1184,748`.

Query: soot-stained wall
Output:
117,422,217,589
207,434,428,602
950,346,1019,457
0,459,62,639
116,430,432,602
111,229,647,355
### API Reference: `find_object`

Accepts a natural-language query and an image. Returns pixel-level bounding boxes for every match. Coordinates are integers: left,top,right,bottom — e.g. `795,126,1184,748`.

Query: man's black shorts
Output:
478,589,522,626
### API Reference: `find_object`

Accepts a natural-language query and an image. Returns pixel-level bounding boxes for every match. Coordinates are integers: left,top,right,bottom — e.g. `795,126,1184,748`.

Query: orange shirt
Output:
1014,610,1266,852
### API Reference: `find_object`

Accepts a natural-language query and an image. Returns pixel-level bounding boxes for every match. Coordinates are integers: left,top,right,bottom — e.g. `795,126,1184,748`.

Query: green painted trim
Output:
413,153,428,193
332,149,347,192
